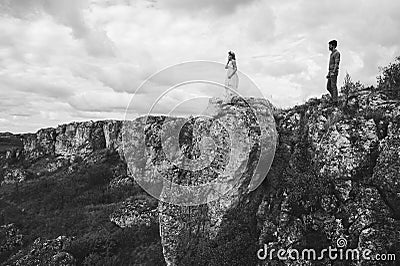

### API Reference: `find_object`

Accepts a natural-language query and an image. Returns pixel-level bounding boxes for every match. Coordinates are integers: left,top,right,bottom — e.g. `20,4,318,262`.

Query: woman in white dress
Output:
224,51,239,101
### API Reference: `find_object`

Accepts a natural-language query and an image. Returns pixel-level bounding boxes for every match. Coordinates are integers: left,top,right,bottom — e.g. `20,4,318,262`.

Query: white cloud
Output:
0,0,400,133
156,0,260,15
0,0,115,56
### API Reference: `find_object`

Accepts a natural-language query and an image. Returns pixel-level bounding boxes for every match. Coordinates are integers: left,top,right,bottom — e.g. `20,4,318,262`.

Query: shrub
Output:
377,56,400,99
341,72,364,107
283,168,331,217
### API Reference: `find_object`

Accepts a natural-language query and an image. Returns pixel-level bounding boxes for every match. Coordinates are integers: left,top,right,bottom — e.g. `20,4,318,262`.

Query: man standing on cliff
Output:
326,40,340,105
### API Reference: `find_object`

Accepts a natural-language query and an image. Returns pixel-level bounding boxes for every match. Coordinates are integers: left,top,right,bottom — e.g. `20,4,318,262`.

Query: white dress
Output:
224,60,239,101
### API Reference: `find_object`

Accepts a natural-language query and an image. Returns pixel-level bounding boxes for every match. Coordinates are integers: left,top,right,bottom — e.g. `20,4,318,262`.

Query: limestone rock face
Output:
257,91,400,265
110,198,158,228
369,119,400,219
1,121,125,177
17,121,124,163
1,88,400,265
155,97,277,265
54,121,106,158
21,128,56,161
103,120,123,152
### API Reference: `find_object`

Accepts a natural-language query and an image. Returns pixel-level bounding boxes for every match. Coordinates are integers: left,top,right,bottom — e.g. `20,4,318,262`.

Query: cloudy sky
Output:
1,0,399,133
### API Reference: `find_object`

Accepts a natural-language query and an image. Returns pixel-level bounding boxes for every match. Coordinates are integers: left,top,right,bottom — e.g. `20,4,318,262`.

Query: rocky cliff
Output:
1,85,400,265
257,89,400,265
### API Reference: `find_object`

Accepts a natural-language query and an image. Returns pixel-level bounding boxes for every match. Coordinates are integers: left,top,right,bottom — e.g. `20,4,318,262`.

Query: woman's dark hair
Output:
228,51,236,60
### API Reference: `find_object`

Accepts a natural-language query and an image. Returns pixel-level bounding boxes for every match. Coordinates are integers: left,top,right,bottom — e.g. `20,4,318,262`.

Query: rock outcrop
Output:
110,198,158,228
18,121,123,162
10,236,75,266
0,223,23,258
155,97,277,265
1,87,400,265
257,91,400,265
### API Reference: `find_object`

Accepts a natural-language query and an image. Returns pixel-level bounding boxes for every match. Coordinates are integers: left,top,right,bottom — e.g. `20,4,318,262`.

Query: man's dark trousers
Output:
327,75,338,103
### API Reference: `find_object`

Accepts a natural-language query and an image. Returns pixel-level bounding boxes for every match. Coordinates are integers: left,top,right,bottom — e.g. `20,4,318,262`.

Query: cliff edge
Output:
1,81,400,265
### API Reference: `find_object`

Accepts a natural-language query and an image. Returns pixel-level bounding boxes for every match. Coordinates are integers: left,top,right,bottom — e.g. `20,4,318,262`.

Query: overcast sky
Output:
1,0,400,133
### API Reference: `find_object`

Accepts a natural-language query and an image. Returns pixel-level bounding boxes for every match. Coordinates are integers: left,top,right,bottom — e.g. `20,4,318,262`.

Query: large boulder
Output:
121,97,277,265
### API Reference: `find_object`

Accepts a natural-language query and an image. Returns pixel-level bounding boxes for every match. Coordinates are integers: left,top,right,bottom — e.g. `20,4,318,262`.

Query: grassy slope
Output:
0,150,165,265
